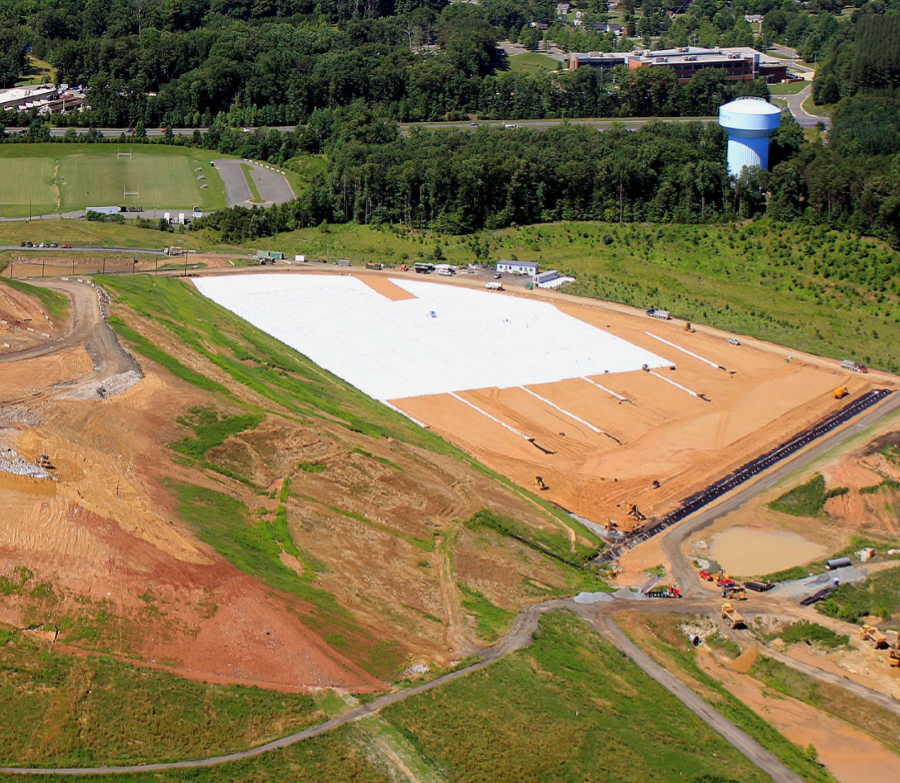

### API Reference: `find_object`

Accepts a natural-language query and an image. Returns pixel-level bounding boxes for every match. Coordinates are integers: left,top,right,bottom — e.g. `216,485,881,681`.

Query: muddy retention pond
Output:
708,526,828,576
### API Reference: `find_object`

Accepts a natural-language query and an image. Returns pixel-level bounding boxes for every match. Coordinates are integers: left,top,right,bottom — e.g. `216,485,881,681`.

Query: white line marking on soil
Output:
518,386,603,435
644,332,721,369
648,371,701,399
581,376,628,402
449,392,533,440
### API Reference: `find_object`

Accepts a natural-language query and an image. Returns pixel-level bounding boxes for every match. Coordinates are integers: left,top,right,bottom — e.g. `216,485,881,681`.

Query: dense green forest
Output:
0,0,770,126
182,94,897,247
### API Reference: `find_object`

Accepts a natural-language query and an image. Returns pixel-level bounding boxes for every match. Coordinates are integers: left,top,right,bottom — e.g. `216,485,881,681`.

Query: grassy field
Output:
0,145,231,218
0,629,321,767
224,220,900,371
240,164,265,203
508,52,560,74
0,611,789,782
15,55,56,86
380,611,781,782
0,725,390,783
768,81,809,95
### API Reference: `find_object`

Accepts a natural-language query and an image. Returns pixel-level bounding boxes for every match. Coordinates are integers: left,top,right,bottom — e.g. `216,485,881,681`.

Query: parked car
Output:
493,272,502,279
50,242,58,248
61,244,72,248
727,337,741,346
19,241,25,247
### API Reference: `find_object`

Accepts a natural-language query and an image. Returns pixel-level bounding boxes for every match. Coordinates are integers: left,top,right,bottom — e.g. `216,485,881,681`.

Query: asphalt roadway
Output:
2,117,714,141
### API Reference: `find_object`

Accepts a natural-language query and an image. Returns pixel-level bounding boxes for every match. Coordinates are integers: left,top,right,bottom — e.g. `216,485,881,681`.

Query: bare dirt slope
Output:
0,276,594,691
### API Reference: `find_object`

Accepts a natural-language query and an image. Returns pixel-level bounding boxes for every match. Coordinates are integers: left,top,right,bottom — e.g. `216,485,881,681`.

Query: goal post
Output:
117,150,132,160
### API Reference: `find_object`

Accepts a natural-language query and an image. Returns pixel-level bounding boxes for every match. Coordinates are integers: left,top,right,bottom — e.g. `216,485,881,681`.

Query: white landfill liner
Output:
194,275,672,401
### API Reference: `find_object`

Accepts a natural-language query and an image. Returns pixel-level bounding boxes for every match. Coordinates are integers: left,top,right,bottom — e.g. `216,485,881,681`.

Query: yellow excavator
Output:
626,503,646,522
890,636,900,668
602,519,619,532
534,476,547,491
684,322,696,333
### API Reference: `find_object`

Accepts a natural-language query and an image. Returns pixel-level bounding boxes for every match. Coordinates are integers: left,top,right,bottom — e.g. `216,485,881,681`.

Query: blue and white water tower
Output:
718,97,782,178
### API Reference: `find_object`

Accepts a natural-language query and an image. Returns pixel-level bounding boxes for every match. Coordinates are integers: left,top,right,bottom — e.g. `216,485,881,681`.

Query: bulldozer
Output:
859,624,889,649
534,476,547,491
722,585,747,601
833,386,849,400
721,602,745,629
890,636,900,668
684,322,696,333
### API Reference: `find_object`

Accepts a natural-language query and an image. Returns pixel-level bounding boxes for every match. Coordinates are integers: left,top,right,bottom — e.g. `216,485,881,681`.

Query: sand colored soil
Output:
354,273,418,301
708,527,828,576
784,644,900,701
393,292,883,530
696,651,900,783
0,281,59,352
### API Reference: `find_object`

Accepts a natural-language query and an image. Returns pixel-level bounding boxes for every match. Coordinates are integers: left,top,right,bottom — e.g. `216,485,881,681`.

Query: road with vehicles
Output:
1,115,718,142
1,275,897,780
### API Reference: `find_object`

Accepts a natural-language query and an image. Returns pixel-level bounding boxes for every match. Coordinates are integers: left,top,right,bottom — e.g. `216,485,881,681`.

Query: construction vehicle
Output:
38,454,55,471
602,519,618,532
859,624,889,649
647,585,682,599
833,386,849,400
890,637,900,668
534,476,547,491
684,322,695,333
722,585,747,601
721,602,745,629
365,262,384,271
626,503,646,522
840,359,868,374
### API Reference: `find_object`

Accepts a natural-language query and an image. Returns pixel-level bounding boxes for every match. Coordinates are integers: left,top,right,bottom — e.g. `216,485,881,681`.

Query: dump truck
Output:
833,386,849,399
646,308,671,320
365,262,384,270
721,603,745,629
859,625,889,649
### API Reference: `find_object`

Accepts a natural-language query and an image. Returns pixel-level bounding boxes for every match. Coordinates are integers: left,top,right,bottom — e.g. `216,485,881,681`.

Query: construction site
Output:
1,264,900,783
196,271,894,537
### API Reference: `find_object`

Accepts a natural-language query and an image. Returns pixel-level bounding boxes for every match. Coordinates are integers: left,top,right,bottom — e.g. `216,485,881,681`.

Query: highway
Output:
1,115,717,141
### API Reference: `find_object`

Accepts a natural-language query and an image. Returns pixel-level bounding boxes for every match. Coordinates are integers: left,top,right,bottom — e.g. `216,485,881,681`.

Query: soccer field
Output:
0,144,229,218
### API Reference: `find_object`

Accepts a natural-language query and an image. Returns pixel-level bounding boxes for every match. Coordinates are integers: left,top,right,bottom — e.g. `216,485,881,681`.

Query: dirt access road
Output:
0,279,138,386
